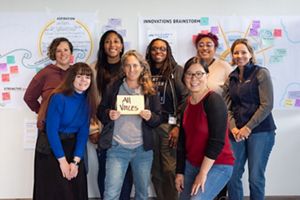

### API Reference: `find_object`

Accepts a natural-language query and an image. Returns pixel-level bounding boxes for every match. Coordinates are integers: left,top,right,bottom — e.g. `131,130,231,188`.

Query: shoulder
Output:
214,59,233,71
50,93,65,104
255,66,271,81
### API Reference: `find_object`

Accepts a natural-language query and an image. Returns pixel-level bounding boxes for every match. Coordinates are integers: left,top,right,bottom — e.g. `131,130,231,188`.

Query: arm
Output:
142,94,162,128
45,94,66,159
246,68,274,130
205,93,228,159
222,77,237,132
23,76,44,114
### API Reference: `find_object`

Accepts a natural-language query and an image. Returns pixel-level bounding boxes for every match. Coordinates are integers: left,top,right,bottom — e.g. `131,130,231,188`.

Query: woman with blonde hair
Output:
97,50,161,200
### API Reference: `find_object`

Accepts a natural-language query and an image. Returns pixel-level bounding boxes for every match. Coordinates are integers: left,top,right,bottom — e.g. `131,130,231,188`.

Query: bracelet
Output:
71,160,79,167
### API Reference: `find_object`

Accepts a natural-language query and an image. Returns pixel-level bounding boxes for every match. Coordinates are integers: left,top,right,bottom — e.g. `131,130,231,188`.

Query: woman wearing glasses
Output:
194,32,233,95
145,38,188,200
175,57,234,200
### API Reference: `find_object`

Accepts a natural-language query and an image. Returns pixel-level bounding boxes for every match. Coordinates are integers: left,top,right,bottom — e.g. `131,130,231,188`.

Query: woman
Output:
225,38,276,200
34,62,97,200
24,37,73,117
194,32,232,95
195,32,233,200
90,30,133,199
175,57,234,200
97,50,161,200
145,38,188,200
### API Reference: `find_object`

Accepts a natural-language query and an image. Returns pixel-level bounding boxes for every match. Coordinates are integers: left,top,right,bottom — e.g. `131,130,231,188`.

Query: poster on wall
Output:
0,12,96,109
138,16,300,109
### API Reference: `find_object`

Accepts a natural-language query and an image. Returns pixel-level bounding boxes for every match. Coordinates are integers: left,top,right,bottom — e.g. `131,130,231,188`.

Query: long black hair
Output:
95,30,124,97
145,38,178,80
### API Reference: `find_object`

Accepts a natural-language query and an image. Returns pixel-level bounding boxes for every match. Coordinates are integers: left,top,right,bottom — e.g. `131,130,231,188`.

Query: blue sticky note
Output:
7,56,15,64
200,17,209,26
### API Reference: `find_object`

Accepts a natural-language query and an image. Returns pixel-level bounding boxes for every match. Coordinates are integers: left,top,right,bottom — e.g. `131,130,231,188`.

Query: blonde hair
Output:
121,50,156,95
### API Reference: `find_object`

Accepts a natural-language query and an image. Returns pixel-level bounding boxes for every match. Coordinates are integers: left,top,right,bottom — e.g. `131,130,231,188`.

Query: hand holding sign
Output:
140,109,152,121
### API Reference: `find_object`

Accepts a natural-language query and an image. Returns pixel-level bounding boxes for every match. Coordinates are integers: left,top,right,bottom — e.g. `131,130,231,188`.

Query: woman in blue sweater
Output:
34,62,97,200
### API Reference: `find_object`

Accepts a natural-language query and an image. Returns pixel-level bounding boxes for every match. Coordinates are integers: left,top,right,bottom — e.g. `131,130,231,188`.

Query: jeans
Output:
104,142,153,200
97,148,133,200
179,161,233,200
152,124,178,200
227,131,275,200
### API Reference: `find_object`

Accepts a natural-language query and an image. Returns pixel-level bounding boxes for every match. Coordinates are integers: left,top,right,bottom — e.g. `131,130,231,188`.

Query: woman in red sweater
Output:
175,57,234,200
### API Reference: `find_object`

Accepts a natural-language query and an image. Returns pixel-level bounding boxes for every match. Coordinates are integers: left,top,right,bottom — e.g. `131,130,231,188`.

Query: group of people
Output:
24,30,276,200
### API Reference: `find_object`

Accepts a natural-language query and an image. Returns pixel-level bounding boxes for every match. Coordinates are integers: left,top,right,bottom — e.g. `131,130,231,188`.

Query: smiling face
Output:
73,74,91,93
123,55,144,83
232,43,252,67
184,63,207,94
55,41,72,68
104,32,123,63
150,40,167,67
196,37,216,63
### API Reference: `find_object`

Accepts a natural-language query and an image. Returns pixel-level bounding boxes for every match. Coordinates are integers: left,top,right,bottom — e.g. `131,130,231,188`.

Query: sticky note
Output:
284,99,294,107
273,29,282,37
108,18,122,27
69,55,74,64
2,92,11,101
2,74,10,82
252,20,260,29
7,55,15,64
211,26,219,34
295,99,300,107
0,63,7,72
201,30,209,34
200,17,209,26
249,28,258,36
10,65,19,74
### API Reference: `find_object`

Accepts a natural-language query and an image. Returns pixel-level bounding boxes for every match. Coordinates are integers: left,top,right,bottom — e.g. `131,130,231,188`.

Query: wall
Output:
0,0,300,198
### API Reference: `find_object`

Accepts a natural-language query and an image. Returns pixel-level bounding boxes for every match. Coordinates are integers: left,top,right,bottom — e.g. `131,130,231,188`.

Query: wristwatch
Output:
71,160,79,167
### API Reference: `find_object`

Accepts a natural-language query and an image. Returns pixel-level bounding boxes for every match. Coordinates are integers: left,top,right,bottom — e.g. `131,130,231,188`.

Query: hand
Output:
175,174,184,192
89,132,100,144
109,110,121,121
58,157,71,180
140,109,152,121
191,171,207,196
69,163,79,178
168,126,179,148
231,127,241,142
238,126,251,140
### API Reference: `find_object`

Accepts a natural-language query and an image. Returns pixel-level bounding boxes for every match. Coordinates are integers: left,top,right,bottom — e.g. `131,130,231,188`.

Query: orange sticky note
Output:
10,65,19,74
1,74,10,82
2,92,11,101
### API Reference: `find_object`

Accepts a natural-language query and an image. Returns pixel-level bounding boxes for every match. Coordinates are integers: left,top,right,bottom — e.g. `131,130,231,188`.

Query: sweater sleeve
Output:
204,93,228,160
46,94,65,159
246,68,274,130
23,76,44,114
176,111,186,174
74,114,89,158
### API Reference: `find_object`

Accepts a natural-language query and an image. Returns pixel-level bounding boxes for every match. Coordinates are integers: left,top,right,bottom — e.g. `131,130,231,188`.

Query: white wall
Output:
1,0,300,198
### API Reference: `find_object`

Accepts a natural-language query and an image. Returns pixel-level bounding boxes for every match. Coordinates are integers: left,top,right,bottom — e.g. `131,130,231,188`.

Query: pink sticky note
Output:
10,65,19,74
70,55,74,64
273,29,282,37
192,35,198,43
2,74,10,82
2,92,11,101
201,30,209,34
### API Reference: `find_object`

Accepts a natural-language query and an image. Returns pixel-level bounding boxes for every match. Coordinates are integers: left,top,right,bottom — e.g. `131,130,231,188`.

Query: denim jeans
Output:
104,142,153,200
179,161,233,200
97,148,133,199
227,131,275,200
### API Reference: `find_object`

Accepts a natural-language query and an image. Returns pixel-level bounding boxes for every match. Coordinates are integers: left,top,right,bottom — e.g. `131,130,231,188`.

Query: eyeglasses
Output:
184,71,206,79
197,42,214,48
150,46,167,52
